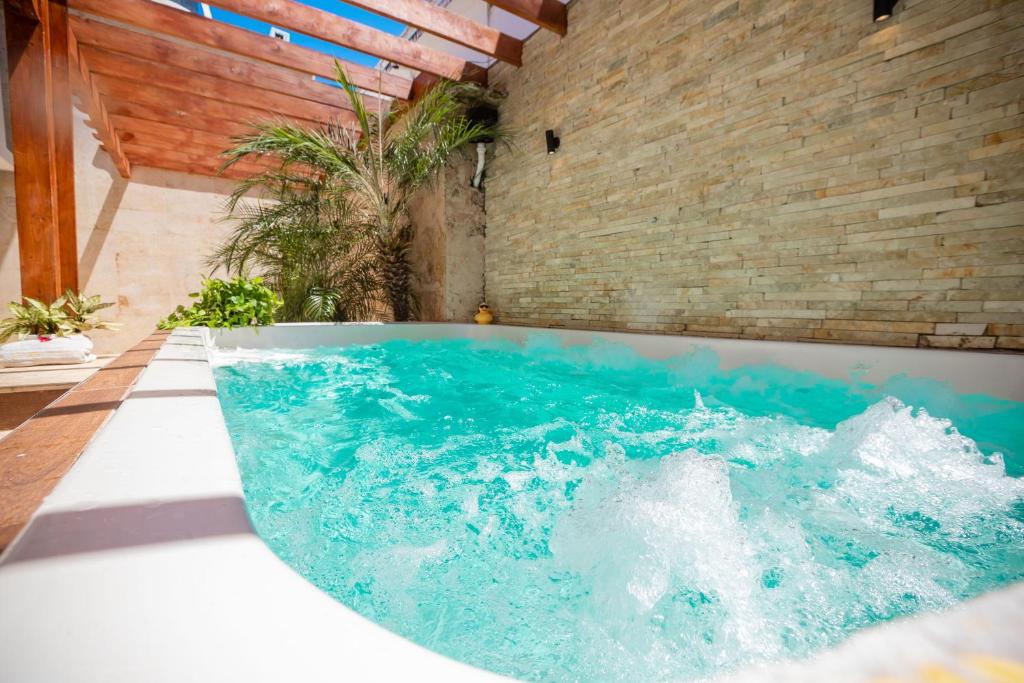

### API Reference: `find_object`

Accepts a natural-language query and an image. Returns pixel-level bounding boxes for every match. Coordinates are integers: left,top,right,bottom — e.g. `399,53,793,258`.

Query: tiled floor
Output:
0,331,169,550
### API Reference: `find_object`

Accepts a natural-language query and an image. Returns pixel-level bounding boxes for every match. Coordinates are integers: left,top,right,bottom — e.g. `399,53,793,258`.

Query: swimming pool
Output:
211,326,1024,682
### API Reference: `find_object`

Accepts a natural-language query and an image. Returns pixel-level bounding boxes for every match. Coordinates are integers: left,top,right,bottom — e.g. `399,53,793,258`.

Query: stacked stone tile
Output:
485,0,1024,349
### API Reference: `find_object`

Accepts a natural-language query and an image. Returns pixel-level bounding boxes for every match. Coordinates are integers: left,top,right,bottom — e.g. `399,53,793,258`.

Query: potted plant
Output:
0,290,119,367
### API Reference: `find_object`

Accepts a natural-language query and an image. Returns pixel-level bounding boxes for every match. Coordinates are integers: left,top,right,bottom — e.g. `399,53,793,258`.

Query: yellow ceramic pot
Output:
474,303,493,325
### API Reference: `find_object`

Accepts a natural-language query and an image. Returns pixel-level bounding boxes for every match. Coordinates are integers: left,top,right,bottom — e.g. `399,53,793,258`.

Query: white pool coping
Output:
213,322,1024,401
0,323,1021,682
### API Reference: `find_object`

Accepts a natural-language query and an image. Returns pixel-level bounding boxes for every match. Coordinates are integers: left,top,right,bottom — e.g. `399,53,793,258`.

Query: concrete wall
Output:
410,156,486,323
485,0,1024,349
0,109,236,355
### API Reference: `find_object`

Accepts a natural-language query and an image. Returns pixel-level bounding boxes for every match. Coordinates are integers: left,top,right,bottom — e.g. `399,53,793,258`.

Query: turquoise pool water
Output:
213,337,1024,682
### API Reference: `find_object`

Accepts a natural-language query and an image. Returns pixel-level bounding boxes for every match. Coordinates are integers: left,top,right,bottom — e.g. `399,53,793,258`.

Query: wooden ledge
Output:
0,331,169,551
0,355,115,394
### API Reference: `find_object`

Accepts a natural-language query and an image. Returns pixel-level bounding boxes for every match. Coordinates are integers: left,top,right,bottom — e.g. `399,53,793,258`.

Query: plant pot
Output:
0,334,95,368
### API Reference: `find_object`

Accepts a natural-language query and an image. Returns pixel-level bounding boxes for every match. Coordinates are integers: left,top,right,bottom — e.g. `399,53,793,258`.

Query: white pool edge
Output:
211,322,1024,401
0,323,1021,682
0,328,509,683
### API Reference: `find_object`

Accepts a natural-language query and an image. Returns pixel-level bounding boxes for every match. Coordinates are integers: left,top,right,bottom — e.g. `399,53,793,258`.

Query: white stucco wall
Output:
0,107,237,355
0,1,241,355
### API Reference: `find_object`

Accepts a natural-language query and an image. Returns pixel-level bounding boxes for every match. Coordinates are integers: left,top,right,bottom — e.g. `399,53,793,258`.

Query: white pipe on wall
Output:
471,142,486,188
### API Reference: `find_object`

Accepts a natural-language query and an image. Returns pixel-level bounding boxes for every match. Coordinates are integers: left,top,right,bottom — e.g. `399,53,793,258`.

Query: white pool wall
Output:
211,322,1024,401
0,328,509,683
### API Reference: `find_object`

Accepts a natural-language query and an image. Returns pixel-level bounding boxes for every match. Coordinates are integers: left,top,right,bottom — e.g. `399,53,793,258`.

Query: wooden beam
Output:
116,115,327,175
125,141,270,174
69,15,373,113
81,46,359,127
112,116,238,153
4,0,41,20
411,72,440,101
3,0,77,301
206,0,486,82
342,0,522,66
126,155,251,182
47,0,77,289
482,0,566,36
66,28,131,178
115,122,297,178
123,143,272,181
67,0,412,99
94,76,352,135
123,140,266,170
104,100,261,139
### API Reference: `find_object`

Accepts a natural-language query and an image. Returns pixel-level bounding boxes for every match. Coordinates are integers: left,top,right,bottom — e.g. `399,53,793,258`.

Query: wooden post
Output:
3,0,78,303
47,0,77,291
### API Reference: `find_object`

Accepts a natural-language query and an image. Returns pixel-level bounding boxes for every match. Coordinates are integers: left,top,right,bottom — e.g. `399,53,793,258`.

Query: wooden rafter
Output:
123,137,283,179
122,141,268,170
125,151,261,182
105,101,265,139
95,77,355,140
117,121,299,177
56,0,551,182
4,0,40,19
67,29,130,177
343,0,523,66
113,116,241,152
81,46,359,127
70,15,370,113
483,0,567,36
207,0,487,82
67,0,413,99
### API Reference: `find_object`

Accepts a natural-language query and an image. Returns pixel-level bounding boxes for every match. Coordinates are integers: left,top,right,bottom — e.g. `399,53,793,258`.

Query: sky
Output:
204,1,407,69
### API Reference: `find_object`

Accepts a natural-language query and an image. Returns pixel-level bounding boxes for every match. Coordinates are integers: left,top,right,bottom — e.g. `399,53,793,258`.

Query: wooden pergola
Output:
2,0,567,302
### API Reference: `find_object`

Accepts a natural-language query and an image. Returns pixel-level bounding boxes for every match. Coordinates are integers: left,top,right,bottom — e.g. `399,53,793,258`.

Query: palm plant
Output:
210,165,379,321
215,64,505,321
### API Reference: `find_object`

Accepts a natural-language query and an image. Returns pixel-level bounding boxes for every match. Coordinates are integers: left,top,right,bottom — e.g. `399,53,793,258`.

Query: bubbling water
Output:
213,337,1024,682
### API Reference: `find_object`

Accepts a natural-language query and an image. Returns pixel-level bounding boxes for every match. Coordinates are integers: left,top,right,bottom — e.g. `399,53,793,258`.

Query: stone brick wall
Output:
485,0,1024,349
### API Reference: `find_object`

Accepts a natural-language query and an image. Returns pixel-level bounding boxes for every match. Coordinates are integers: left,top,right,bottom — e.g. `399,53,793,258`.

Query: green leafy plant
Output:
158,277,281,330
64,290,120,334
0,297,73,341
215,63,507,322
0,290,119,342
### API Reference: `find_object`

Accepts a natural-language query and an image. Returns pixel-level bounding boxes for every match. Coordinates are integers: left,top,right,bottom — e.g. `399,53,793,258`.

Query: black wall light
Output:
545,129,560,155
874,0,897,21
